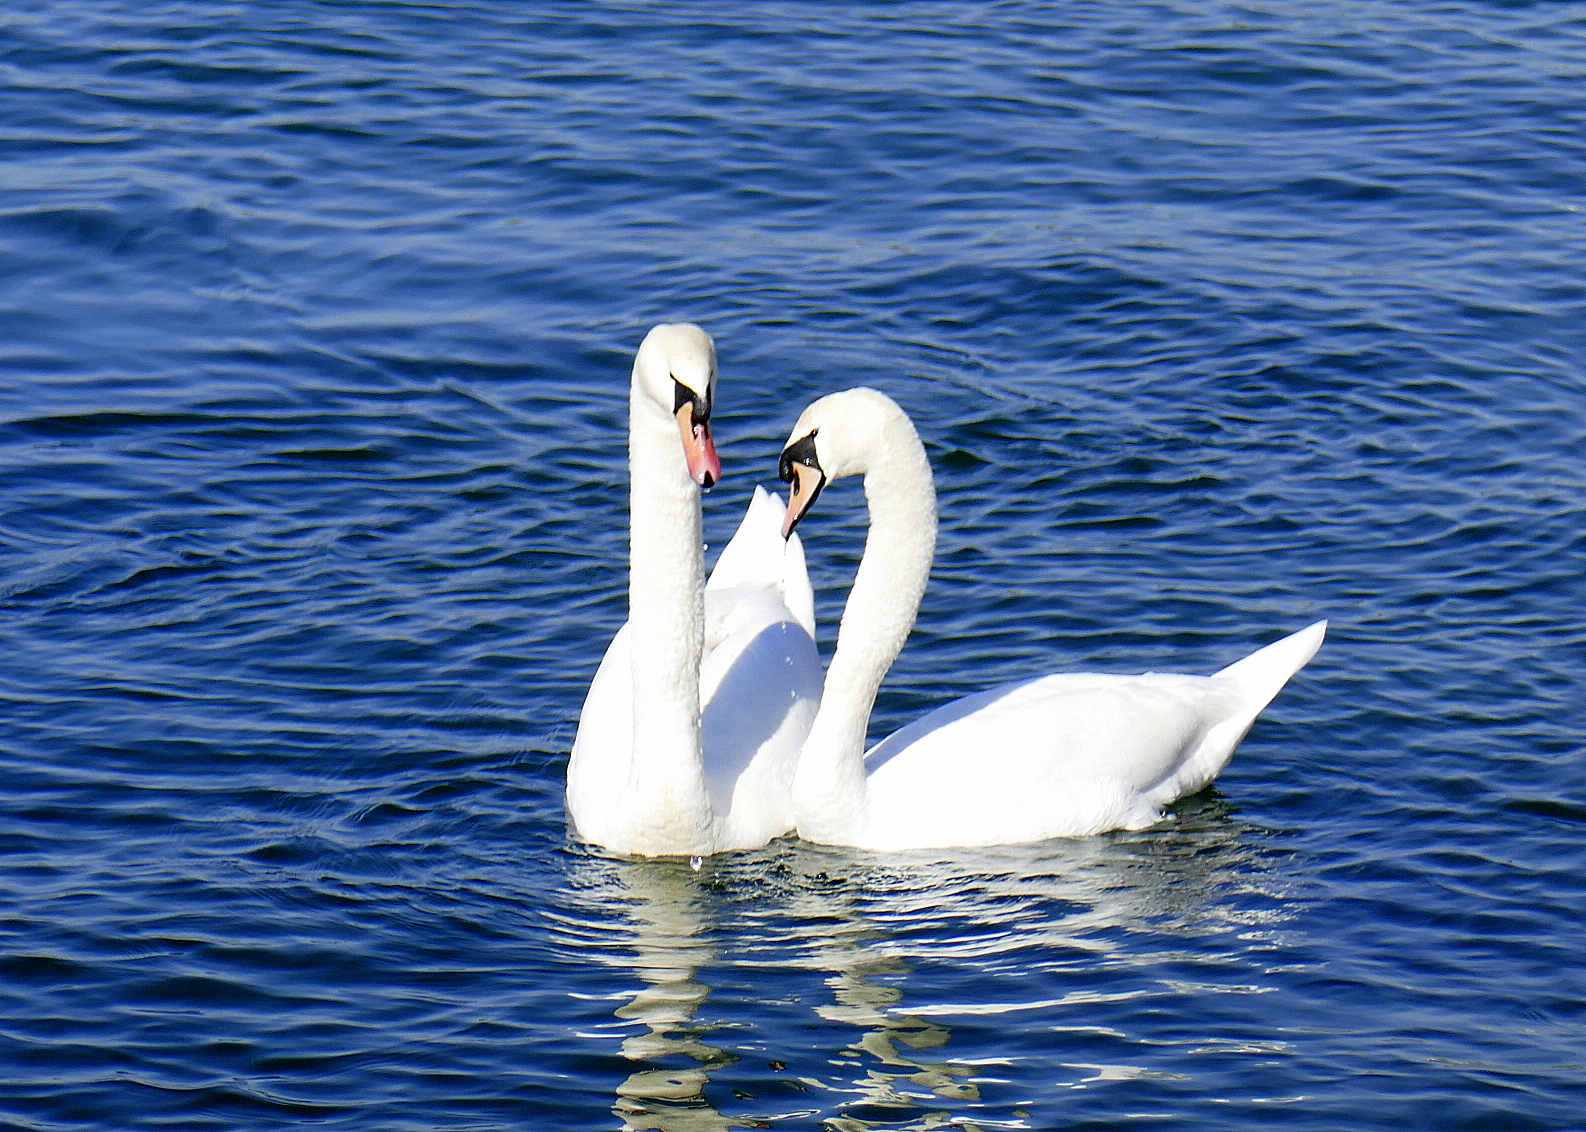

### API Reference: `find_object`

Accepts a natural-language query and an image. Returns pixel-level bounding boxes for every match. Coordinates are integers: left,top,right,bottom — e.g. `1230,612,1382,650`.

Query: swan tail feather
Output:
1153,620,1327,805
1213,619,1327,712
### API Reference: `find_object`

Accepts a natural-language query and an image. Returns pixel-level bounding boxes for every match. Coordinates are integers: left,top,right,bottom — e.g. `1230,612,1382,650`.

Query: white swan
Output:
566,324,823,857
777,387,1325,851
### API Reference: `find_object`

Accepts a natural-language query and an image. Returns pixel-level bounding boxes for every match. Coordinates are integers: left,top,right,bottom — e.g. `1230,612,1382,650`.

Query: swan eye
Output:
778,430,820,483
672,377,710,424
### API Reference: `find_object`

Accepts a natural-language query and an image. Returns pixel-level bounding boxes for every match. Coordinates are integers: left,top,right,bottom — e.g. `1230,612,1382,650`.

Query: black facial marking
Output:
778,429,827,533
672,377,710,424
778,429,820,483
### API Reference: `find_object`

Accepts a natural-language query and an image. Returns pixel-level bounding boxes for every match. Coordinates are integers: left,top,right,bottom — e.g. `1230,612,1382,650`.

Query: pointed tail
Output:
1213,619,1328,713
1157,619,1328,804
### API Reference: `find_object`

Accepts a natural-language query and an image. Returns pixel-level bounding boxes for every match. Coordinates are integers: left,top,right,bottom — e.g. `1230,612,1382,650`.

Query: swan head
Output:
635,323,722,488
778,387,912,537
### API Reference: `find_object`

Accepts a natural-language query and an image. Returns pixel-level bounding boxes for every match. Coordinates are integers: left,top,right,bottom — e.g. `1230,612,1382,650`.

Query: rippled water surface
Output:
2,1,1583,1128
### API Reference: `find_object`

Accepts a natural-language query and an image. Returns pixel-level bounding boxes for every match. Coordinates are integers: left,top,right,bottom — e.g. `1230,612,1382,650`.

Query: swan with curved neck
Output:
780,387,1325,850
566,324,822,857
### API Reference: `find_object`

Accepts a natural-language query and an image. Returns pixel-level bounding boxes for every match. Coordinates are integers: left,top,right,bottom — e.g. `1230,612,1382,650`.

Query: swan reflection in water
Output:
806,936,981,1127
585,858,741,1131
562,795,1295,1130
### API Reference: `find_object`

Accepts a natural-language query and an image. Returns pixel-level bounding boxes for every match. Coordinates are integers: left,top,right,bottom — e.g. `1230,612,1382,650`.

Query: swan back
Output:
846,622,1326,848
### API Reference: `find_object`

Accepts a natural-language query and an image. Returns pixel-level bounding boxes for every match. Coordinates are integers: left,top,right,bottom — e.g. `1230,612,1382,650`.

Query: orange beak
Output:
675,402,721,488
781,462,825,538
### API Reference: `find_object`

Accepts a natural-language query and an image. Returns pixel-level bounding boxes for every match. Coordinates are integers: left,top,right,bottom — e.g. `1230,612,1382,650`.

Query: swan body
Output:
570,488,822,852
566,325,821,857
778,387,1325,851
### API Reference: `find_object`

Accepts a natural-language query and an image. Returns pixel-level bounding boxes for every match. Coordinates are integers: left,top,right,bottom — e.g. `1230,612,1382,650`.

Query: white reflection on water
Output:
806,938,982,1130
601,860,740,1131
563,796,1298,1130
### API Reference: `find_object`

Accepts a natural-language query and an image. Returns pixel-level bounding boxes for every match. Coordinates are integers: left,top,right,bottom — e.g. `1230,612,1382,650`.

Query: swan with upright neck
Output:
566,324,822,857
779,387,1325,851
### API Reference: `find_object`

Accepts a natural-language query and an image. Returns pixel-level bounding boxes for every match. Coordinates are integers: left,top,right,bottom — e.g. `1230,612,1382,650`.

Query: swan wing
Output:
860,672,1223,845
697,601,822,849
857,622,1325,848
681,487,825,848
566,623,635,846
706,485,815,638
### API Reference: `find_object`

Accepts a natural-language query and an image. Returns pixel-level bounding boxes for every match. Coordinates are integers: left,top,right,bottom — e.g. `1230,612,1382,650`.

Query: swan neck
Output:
795,430,936,842
625,367,709,811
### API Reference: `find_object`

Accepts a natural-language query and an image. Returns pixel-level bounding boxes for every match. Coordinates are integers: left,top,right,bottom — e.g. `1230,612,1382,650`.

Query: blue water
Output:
1,2,1583,1128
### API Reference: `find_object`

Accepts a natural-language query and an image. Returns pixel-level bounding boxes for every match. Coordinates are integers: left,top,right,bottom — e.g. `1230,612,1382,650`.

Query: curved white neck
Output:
793,423,936,843
625,362,711,828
